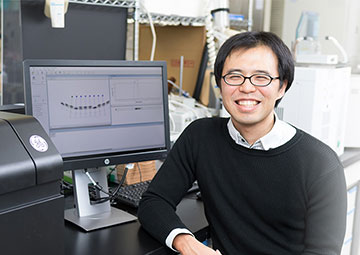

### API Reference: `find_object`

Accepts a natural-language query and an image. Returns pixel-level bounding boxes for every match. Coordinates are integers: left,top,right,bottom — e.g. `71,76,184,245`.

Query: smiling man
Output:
138,32,347,255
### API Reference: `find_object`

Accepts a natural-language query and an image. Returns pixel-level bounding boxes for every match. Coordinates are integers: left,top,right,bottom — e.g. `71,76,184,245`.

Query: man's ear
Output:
277,80,288,100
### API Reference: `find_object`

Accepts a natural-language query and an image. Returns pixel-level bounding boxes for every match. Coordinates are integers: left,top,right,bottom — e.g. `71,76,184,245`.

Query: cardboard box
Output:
116,160,156,185
139,25,206,97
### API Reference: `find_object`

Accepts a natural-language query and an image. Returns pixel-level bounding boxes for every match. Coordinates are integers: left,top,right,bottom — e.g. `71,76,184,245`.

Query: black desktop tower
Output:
0,112,64,255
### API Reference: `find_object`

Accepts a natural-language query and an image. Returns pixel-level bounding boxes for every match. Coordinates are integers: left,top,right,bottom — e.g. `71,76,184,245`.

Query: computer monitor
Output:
23,59,170,231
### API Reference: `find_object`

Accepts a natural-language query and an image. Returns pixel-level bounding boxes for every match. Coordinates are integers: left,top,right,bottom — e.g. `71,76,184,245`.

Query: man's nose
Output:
239,78,257,93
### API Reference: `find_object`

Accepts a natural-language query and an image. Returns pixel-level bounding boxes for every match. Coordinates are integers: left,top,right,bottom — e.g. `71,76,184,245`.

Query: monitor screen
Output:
23,60,170,171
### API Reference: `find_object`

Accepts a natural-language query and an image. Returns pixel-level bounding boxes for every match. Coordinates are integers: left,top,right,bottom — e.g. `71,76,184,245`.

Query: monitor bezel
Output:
23,59,171,171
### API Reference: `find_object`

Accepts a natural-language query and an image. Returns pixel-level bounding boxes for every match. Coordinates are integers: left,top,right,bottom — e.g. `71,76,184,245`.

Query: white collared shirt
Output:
227,113,296,150
166,113,296,251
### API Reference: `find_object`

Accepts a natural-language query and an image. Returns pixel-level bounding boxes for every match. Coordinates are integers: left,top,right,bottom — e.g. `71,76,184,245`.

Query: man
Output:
138,31,347,255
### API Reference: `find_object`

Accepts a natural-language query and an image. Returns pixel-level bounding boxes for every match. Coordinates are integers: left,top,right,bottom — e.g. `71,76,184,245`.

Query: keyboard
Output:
113,180,151,208
112,181,199,208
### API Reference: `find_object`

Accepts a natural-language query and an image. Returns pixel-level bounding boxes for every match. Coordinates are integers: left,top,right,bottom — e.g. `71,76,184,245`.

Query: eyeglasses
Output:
222,72,280,87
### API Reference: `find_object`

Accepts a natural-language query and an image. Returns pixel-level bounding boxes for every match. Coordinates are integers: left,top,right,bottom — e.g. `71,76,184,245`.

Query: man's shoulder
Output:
292,128,341,168
296,129,335,152
187,117,228,130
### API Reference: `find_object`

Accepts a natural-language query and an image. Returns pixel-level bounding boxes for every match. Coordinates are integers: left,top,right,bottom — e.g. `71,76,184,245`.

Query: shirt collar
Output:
227,113,296,150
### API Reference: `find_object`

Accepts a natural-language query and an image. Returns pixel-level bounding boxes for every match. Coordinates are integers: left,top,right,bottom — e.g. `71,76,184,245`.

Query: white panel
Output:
345,75,360,147
279,66,351,155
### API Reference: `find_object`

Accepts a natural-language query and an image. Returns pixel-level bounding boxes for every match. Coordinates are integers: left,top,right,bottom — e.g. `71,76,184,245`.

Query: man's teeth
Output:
237,100,258,106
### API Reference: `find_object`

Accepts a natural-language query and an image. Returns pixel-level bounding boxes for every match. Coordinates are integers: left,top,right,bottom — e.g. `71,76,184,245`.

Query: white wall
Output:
344,0,360,72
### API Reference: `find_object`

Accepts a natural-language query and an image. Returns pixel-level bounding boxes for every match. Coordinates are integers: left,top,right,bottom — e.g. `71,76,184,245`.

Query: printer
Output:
0,112,64,255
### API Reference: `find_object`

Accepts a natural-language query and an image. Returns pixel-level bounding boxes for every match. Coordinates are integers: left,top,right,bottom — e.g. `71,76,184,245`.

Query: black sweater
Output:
138,117,347,255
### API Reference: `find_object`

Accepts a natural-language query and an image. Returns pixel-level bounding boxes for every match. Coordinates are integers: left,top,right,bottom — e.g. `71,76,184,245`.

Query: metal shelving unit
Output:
68,0,136,8
69,0,206,25
229,18,251,31
68,0,207,60
138,13,205,26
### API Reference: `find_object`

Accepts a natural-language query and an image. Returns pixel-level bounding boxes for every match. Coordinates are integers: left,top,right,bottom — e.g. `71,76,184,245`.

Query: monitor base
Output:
65,206,137,232
65,168,137,231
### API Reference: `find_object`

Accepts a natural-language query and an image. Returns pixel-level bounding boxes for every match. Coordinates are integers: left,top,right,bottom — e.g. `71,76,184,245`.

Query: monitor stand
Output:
64,167,137,231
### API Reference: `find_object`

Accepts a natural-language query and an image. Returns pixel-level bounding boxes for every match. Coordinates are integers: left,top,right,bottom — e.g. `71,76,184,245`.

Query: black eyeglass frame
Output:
221,72,281,87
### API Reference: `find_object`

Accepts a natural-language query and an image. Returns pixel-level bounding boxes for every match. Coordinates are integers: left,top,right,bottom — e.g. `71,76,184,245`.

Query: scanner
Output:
0,112,64,255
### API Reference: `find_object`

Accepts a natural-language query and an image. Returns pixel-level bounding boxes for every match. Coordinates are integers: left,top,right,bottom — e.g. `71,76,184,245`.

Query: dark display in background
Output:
2,0,127,104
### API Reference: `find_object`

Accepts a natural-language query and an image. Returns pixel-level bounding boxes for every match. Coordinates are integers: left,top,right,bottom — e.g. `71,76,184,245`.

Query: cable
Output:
325,36,348,64
60,179,73,195
167,79,190,97
136,162,143,183
107,166,116,180
167,79,180,90
204,0,217,67
109,164,132,202
84,169,111,204
84,164,135,204
139,0,157,61
84,169,111,196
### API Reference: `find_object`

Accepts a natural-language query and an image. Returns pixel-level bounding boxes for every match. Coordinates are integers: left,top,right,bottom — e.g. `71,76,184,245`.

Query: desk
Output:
341,148,360,255
64,196,208,255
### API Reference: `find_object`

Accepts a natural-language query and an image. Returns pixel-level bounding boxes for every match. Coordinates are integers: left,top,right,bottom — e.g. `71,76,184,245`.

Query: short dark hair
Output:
214,31,294,107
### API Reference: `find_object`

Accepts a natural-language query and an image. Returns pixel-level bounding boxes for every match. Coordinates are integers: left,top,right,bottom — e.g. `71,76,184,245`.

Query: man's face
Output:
220,45,287,133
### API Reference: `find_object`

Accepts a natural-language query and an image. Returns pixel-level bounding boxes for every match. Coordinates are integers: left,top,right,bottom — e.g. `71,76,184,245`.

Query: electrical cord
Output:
167,79,190,97
136,162,143,183
60,179,73,195
139,0,156,61
85,169,112,204
107,166,116,180
204,0,217,67
85,170,111,196
84,164,134,204
109,164,132,202
325,36,348,63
